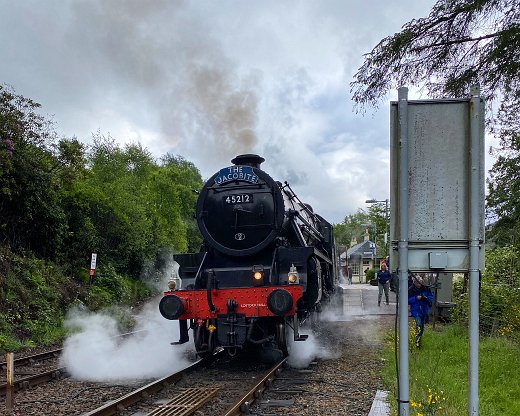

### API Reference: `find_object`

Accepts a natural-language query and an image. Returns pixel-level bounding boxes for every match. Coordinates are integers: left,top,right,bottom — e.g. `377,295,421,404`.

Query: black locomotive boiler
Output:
159,154,339,358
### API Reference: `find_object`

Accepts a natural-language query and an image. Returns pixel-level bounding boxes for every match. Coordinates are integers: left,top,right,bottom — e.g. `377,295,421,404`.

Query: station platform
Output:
338,283,398,316
337,283,396,415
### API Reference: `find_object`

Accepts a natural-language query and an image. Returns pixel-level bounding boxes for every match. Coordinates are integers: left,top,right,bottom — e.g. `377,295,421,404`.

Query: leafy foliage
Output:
453,247,520,337
482,245,520,287
0,85,204,349
487,131,520,246
81,135,203,276
0,85,66,258
0,246,80,349
351,0,519,112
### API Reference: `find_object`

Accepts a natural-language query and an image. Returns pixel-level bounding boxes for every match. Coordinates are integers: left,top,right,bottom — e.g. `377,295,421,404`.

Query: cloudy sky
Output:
2,0,484,224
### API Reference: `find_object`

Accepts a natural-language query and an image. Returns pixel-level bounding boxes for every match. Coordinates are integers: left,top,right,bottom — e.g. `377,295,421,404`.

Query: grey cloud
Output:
0,0,440,223
65,0,260,163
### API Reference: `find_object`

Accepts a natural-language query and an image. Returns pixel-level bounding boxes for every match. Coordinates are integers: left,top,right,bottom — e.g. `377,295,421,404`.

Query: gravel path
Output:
247,314,395,416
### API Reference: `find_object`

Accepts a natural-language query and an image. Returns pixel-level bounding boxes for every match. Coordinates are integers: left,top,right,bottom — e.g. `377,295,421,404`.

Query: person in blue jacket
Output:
408,273,434,347
377,262,392,306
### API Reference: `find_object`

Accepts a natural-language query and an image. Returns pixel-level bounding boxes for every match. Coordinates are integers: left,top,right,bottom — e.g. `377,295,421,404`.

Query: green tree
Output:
55,138,88,187
366,203,389,257
60,182,118,276
0,86,202,281
86,137,162,276
334,210,369,247
0,85,66,258
160,153,203,252
80,137,202,276
486,117,520,247
334,206,388,256
483,245,520,287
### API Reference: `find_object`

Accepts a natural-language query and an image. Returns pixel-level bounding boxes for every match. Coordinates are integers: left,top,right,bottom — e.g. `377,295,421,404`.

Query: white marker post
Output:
89,253,97,284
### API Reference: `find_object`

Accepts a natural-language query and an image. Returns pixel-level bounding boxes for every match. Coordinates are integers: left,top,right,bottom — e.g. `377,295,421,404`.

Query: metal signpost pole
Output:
468,86,481,416
397,87,410,416
89,252,97,285
391,86,484,416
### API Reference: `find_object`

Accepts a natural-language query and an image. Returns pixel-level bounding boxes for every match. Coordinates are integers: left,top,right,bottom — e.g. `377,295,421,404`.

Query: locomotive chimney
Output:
231,154,265,169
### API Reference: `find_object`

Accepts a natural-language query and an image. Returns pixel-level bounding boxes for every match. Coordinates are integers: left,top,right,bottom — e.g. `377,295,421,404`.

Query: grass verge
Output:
381,322,520,415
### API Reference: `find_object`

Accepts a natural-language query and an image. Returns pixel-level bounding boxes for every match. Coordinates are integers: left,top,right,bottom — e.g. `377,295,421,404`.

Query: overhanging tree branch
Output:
411,31,505,51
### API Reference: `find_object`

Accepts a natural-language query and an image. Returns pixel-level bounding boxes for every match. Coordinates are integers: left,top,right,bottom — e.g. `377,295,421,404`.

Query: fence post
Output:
6,352,14,413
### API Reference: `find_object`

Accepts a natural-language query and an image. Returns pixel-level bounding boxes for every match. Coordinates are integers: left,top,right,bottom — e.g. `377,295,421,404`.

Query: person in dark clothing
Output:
385,256,396,292
377,263,391,306
347,266,353,285
408,274,434,347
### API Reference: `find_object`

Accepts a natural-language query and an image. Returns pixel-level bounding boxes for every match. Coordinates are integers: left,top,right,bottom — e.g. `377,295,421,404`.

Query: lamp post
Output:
365,198,389,257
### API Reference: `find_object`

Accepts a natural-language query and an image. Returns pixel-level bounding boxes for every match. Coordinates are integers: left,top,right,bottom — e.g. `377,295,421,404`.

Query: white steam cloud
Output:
60,301,193,381
286,300,346,369
140,250,181,293
287,331,340,369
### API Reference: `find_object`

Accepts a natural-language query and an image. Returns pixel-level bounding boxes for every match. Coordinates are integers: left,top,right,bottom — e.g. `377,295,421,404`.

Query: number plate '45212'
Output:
225,194,253,204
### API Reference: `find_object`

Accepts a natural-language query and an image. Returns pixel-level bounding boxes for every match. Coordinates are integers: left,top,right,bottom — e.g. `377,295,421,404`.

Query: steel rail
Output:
223,357,287,416
82,358,204,416
0,367,67,396
0,348,62,369
82,356,213,416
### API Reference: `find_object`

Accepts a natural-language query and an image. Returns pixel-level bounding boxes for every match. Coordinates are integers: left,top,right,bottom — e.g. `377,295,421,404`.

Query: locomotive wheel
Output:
275,320,292,356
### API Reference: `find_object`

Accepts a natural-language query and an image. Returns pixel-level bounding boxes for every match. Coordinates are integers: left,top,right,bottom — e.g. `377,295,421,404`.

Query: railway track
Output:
222,357,286,416
1,314,394,415
83,358,208,416
101,349,286,416
1,341,286,416
0,366,67,397
0,330,146,397
0,349,63,395
0,348,62,370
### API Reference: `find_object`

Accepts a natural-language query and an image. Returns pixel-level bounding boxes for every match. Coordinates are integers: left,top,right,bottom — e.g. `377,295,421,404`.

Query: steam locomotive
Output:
159,154,339,358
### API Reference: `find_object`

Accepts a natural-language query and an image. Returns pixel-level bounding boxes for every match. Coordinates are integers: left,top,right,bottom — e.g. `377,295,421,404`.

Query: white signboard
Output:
390,95,485,272
90,253,97,270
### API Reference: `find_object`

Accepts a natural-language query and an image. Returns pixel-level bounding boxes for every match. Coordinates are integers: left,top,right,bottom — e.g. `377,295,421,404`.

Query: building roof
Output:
347,240,376,259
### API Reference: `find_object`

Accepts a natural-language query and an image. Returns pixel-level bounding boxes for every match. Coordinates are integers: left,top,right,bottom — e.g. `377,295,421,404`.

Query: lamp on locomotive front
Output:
287,264,299,284
167,265,182,291
252,265,264,286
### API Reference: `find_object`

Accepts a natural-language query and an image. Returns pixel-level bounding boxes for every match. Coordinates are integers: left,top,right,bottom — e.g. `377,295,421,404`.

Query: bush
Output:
452,282,520,337
85,286,113,311
451,247,520,340
365,268,376,281
89,264,153,306
91,264,125,300
0,333,26,351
